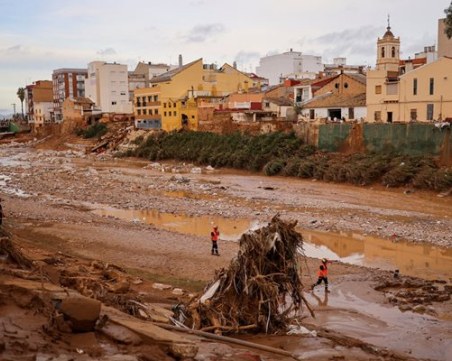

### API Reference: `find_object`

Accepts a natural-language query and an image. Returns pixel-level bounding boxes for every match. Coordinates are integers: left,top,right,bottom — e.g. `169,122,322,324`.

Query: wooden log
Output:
154,322,301,360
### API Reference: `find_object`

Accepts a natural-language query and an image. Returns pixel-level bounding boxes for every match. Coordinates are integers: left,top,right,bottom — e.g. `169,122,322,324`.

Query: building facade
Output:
398,57,452,122
366,24,401,123
134,59,255,131
300,73,367,121
256,49,323,85
52,68,88,122
84,61,132,114
24,80,53,126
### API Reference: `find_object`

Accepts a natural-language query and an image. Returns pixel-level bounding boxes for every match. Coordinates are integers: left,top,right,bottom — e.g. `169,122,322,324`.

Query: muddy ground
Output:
0,136,451,360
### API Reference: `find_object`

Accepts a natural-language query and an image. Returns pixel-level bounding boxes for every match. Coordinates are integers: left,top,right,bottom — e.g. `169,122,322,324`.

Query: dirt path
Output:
1,143,452,360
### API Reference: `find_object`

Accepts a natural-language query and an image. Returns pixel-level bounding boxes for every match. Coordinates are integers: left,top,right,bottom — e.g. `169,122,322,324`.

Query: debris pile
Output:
182,215,310,334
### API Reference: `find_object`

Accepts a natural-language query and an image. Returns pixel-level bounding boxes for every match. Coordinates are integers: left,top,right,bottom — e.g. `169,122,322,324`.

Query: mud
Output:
0,138,451,360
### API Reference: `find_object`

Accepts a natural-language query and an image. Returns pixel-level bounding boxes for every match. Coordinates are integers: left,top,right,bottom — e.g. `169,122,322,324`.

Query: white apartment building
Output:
256,49,323,85
33,101,53,126
85,61,132,114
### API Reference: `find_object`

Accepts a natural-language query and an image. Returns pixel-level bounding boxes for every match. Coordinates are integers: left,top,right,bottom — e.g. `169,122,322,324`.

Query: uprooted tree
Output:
179,215,313,334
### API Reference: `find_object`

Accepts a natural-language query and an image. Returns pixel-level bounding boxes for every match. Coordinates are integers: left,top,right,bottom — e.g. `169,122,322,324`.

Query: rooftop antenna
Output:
387,14,391,30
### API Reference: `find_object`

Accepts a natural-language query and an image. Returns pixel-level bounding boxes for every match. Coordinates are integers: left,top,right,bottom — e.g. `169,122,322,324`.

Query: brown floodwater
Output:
92,207,452,281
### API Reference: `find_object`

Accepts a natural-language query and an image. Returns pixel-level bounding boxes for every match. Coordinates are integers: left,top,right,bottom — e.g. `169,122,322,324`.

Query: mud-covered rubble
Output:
1,147,452,249
373,273,451,316
0,234,197,361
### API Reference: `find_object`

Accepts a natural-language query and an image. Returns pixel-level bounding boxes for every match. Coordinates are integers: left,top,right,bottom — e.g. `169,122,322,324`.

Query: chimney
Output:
178,54,183,68
233,61,237,69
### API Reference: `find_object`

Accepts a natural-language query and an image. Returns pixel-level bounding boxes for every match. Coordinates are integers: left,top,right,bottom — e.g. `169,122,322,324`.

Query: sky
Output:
0,0,450,116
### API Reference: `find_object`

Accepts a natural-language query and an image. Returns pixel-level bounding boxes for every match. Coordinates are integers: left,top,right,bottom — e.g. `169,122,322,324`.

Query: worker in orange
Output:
311,258,332,292
211,225,220,256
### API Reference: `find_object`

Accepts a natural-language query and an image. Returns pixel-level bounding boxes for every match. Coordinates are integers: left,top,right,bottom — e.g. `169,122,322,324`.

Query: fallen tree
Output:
179,215,312,334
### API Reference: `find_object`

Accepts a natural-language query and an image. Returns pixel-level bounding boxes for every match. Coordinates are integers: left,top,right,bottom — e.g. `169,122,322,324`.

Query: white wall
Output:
33,102,53,125
85,61,132,114
301,106,367,121
256,51,323,85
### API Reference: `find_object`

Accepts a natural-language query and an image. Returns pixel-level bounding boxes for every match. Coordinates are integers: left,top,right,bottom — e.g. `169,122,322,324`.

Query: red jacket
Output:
211,229,219,241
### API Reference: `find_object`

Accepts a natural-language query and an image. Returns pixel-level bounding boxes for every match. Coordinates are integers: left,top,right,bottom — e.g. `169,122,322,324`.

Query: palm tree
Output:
445,1,452,39
16,87,25,119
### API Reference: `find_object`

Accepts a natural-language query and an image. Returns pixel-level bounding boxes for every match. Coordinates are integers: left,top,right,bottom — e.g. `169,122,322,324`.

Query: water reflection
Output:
92,207,452,280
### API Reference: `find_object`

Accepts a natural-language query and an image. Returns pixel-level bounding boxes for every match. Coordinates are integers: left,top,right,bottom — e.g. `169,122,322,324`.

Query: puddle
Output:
92,207,452,280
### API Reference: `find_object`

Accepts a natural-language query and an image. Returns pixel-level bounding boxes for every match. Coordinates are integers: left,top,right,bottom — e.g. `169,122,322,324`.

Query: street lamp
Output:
11,103,16,116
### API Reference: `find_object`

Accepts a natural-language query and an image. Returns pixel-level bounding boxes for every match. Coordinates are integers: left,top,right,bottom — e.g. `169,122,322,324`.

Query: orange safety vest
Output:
211,229,219,241
318,268,328,278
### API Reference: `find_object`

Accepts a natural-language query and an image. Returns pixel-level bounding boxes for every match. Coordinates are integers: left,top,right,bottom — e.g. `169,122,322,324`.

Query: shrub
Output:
82,123,108,139
264,159,285,176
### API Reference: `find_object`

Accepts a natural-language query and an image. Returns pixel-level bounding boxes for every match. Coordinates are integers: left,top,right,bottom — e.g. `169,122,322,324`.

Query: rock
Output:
398,305,412,312
152,283,172,290
412,305,426,314
191,167,202,174
172,288,184,295
59,297,101,332
110,280,130,294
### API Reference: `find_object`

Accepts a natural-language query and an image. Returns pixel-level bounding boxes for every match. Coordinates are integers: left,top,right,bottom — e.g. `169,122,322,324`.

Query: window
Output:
143,109,147,115
374,111,381,121
381,47,385,58
137,109,141,115
148,96,152,102
174,112,177,116
344,82,349,89
348,108,354,119
163,103,167,108
334,83,339,89
429,78,434,95
375,85,382,94
309,109,315,119
112,101,117,105
164,111,167,116
391,47,395,57
427,104,434,120
191,115,195,119
413,78,417,95
410,109,417,121
264,102,270,108
154,95,158,101
155,109,159,115
120,91,126,96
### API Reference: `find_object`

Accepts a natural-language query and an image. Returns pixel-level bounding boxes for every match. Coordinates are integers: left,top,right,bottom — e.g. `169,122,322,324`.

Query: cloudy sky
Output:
0,0,449,115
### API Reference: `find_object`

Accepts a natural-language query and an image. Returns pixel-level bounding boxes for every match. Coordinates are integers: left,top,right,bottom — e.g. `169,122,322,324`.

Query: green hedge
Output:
129,131,452,191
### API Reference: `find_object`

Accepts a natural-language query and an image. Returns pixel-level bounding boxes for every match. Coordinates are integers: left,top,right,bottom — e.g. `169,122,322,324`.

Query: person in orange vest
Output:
311,258,332,292
211,225,220,256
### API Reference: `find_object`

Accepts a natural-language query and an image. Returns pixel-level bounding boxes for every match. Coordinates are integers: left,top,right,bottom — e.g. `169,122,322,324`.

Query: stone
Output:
59,296,101,332
412,305,426,314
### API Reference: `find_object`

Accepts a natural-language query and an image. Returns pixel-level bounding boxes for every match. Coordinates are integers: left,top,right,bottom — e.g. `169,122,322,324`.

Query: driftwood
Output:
180,215,311,334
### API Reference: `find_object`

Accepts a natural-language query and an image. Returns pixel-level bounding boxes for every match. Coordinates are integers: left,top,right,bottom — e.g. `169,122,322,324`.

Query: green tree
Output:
445,1,452,39
16,87,25,119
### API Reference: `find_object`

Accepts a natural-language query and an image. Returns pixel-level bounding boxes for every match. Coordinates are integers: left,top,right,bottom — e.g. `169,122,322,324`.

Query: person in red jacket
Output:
311,258,333,292
210,225,220,256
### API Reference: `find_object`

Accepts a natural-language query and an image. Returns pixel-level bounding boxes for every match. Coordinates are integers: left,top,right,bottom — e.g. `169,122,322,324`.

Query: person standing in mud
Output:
211,225,220,256
311,258,333,292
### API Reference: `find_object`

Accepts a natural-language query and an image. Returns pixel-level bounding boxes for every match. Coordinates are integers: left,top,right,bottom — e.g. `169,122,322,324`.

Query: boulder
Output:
60,297,101,332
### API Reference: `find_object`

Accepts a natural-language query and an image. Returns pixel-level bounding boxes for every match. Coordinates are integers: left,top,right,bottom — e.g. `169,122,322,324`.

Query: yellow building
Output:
134,59,255,131
366,24,401,123
367,22,452,123
398,57,452,122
